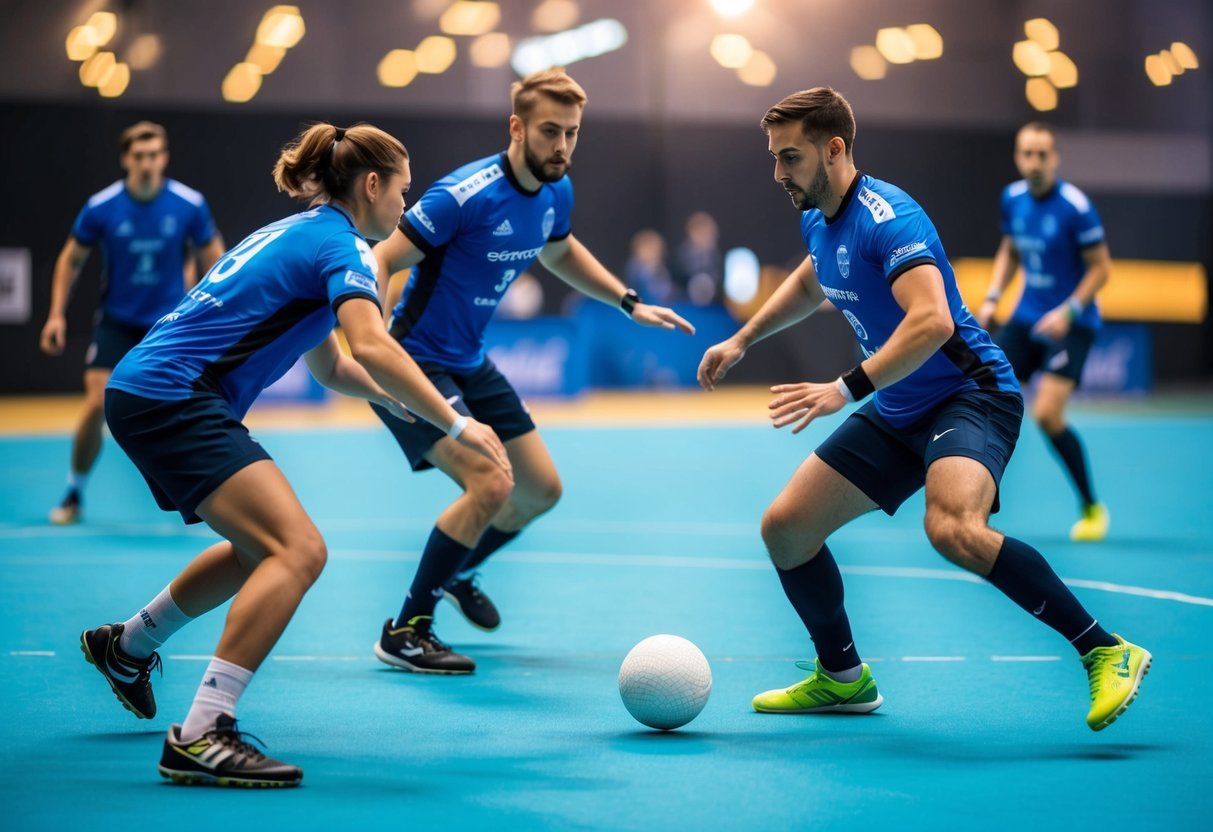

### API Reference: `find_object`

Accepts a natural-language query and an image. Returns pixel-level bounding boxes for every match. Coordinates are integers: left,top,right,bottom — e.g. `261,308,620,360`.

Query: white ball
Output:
618,635,712,730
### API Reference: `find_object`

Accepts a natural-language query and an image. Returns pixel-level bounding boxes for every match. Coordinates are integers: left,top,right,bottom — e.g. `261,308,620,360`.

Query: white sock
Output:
179,658,254,742
67,470,90,493
821,664,863,683
118,585,194,659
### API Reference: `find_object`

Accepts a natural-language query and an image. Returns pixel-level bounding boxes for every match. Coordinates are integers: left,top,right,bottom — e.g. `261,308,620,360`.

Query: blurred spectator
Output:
676,211,723,306
624,228,675,304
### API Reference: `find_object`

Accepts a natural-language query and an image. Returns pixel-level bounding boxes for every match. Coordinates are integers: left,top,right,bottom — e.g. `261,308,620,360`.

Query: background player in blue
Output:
975,122,1112,542
371,68,694,673
38,122,225,526
697,88,1148,731
79,123,510,787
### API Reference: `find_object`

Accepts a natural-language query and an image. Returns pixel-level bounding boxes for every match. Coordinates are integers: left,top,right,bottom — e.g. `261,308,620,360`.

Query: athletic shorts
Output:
370,358,535,471
995,320,1096,386
815,390,1024,516
104,389,272,524
86,315,150,370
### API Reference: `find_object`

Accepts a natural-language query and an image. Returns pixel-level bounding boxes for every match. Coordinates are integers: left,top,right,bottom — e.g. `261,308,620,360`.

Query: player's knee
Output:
533,474,562,513
761,505,816,569
924,510,983,565
285,528,328,587
470,468,514,515
1032,402,1064,435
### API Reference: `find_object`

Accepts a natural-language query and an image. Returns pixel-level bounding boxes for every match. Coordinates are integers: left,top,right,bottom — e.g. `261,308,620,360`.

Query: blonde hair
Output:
272,122,407,203
510,68,587,121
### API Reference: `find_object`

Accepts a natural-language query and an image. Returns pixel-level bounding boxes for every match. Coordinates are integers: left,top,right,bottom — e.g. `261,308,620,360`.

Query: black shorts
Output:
370,358,536,471
815,390,1024,516
87,315,150,370
994,320,1096,386
104,389,272,524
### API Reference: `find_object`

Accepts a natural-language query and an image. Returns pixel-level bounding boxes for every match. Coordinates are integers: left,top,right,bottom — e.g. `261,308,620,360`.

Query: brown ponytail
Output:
272,122,407,203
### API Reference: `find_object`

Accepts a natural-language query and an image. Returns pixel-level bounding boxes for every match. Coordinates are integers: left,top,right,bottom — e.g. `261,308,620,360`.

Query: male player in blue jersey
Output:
370,68,694,673
39,121,224,525
698,88,1149,731
975,122,1112,541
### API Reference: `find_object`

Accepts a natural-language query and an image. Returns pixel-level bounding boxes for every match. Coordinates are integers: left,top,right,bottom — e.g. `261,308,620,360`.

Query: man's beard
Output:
524,140,570,183
789,159,830,211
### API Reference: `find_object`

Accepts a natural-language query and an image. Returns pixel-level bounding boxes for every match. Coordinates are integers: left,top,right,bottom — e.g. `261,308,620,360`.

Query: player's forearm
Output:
542,238,626,306
860,308,954,391
194,237,225,285
735,270,821,349
1070,261,1109,309
47,252,84,318
349,335,461,431
316,353,394,404
985,239,1019,300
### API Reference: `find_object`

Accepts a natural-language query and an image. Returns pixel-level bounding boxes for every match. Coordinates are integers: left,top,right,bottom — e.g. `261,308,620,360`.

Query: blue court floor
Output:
1,404,1211,830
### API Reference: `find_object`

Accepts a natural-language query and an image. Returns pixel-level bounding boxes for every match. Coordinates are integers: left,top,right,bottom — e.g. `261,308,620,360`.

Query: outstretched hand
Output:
768,381,847,434
631,303,695,335
697,338,745,391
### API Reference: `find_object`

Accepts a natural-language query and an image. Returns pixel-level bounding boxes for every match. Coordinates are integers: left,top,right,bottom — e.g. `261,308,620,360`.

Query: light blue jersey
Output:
1000,177,1104,329
803,174,1020,427
71,178,217,327
108,205,380,418
391,152,574,370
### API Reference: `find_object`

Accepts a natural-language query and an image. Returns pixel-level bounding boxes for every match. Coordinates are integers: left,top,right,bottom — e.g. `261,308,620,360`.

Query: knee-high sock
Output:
397,526,471,626
1047,426,1096,508
454,526,519,581
775,544,861,673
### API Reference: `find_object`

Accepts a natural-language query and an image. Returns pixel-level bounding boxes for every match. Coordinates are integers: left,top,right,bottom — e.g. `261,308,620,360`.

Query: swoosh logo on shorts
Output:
932,428,957,442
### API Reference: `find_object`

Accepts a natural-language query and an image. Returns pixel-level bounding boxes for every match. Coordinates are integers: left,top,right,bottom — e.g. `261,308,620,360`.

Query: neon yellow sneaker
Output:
1081,634,1151,731
1070,503,1110,542
752,659,883,714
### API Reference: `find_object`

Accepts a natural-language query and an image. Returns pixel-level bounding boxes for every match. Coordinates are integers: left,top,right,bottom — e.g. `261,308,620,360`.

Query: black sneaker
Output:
50,488,81,525
80,623,161,719
159,715,302,788
443,574,501,631
373,616,475,674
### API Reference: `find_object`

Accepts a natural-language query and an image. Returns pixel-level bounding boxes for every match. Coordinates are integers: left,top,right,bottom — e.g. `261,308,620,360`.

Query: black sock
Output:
986,536,1117,655
775,544,861,672
397,527,470,626
1047,426,1096,507
453,526,519,581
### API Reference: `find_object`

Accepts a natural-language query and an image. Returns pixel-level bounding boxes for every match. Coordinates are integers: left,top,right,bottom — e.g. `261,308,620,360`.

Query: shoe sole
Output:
1090,652,1151,732
372,642,474,675
754,693,884,715
443,593,500,632
49,510,80,525
158,766,301,788
80,630,153,720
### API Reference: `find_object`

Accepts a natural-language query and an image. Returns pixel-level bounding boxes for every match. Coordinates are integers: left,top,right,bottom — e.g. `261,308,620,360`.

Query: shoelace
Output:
109,641,162,681
210,721,268,762
1082,649,1111,696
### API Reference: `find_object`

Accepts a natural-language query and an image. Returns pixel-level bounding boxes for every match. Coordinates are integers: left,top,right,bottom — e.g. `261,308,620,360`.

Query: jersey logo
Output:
343,270,377,294
409,203,436,235
493,219,514,236
1041,214,1058,238
836,244,851,279
856,187,896,224
542,207,556,238
842,309,868,340
888,240,928,268
161,215,178,237
354,237,379,276
115,220,134,237
448,163,504,206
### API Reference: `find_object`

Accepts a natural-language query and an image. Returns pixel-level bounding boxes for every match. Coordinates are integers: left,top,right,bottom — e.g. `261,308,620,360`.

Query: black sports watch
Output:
620,288,642,318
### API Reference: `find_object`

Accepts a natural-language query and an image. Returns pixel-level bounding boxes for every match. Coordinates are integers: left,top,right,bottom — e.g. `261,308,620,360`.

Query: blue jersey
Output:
108,205,380,418
71,179,218,327
1000,177,1104,329
391,152,574,369
803,174,1019,427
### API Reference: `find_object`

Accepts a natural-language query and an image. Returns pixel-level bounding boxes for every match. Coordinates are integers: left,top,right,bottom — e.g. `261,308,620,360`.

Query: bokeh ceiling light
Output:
1025,77,1058,111
709,33,753,69
905,24,943,60
1024,18,1059,52
1143,53,1172,86
415,36,457,73
79,51,116,87
511,18,628,75
246,43,287,74
737,49,777,86
1047,51,1078,88
126,34,162,70
1013,40,1051,76
222,62,263,102
378,49,419,87
256,6,305,49
86,12,118,47
65,26,100,61
875,28,916,65
850,45,887,80
709,0,757,16
439,2,500,37
1169,42,1199,70
532,0,580,33
1159,50,1184,76
98,63,130,98
469,32,511,68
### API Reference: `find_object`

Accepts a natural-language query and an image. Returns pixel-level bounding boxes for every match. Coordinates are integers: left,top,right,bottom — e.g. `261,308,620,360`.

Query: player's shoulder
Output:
853,174,922,228
1056,179,1094,214
164,179,208,208
1003,180,1030,201
84,180,125,210
436,153,508,207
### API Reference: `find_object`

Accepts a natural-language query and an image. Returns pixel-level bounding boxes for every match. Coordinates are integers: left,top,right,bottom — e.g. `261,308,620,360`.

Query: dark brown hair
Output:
511,68,587,121
120,121,167,154
272,122,407,203
761,87,856,153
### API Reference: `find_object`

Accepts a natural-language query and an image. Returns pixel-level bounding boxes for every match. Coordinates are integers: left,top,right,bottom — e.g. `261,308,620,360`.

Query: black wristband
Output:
620,288,641,317
840,364,876,401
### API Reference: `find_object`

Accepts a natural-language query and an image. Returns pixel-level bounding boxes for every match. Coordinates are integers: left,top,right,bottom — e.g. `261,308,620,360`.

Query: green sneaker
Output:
752,659,883,714
1081,634,1150,731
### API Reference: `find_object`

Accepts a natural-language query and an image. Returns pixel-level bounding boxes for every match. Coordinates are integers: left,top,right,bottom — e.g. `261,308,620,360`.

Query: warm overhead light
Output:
1025,77,1058,111
737,49,776,86
413,0,455,19
709,0,756,16
875,28,916,65
1047,51,1078,88
415,36,457,73
79,51,116,87
439,2,500,37
126,34,162,70
1144,53,1173,86
256,6,305,49
511,18,628,75
222,62,263,102
905,24,943,60
1159,50,1184,76
532,0,580,33
65,25,100,61
1024,18,1058,52
850,45,887,80
469,32,511,68
709,33,752,69
98,63,130,98
1012,40,1051,76
378,49,419,87
87,12,118,47
1170,42,1199,70
247,43,287,74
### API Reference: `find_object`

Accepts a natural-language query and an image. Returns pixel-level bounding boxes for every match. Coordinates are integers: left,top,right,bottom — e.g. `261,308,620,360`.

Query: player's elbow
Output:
347,330,392,373
921,310,954,348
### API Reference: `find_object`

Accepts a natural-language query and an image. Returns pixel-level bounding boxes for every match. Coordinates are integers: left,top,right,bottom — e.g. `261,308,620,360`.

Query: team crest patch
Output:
836,244,851,279
343,270,377,293
161,215,178,237
542,207,555,238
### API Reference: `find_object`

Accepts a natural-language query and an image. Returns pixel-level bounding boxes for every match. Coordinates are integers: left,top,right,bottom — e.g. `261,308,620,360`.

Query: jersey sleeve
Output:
398,185,461,256
549,177,574,241
998,187,1013,236
1068,190,1105,250
187,197,219,246
70,202,103,246
315,231,382,313
865,206,939,284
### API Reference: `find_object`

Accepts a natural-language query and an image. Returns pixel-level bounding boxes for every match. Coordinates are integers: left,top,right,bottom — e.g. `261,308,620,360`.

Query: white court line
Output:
271,655,368,662
3,652,1073,663
900,656,966,662
991,655,1062,662
9,650,55,657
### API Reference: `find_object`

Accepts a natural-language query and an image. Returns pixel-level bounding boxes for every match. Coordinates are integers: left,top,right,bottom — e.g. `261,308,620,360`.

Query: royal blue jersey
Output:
71,179,218,327
108,205,380,418
391,152,574,370
803,174,1020,427
1000,178,1104,329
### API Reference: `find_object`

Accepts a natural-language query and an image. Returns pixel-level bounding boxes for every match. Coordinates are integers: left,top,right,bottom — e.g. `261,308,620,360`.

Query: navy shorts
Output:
86,315,149,370
371,358,536,471
104,389,272,524
995,320,1096,386
815,390,1024,516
